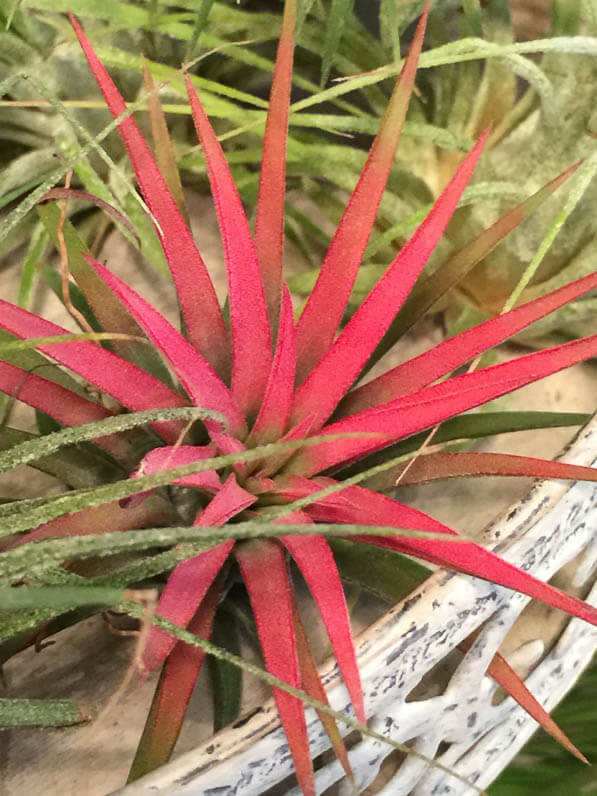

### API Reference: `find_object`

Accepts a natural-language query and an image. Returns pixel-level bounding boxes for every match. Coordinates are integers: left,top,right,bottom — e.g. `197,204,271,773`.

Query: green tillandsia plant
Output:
3,2,597,792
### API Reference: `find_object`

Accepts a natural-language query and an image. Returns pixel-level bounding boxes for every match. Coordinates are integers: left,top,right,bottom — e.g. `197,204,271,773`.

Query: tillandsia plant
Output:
3,1,597,792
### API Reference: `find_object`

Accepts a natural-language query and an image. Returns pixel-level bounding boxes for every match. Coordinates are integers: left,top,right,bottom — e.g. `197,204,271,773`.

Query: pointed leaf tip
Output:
294,0,430,383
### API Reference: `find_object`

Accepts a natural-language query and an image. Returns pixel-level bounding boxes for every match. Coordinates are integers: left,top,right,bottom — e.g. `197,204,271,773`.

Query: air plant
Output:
2,2,597,793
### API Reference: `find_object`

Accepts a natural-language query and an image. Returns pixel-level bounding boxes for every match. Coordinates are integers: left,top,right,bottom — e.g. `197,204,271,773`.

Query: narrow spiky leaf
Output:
129,578,222,782
142,60,189,225
360,160,583,376
69,15,229,375
294,1,430,382
290,586,354,783
292,334,597,476
283,533,365,723
0,301,186,443
340,269,597,415
376,451,597,489
84,256,246,436
255,0,297,331
487,652,589,764
235,538,315,796
143,475,256,671
248,286,296,445
0,361,109,429
302,485,597,627
185,74,272,419
292,130,489,431
124,445,220,508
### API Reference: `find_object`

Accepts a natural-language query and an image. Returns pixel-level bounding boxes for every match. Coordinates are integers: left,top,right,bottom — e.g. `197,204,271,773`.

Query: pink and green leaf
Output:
83,256,246,437
143,474,256,672
290,586,354,784
283,532,365,724
371,451,597,489
185,74,272,419
340,269,597,415
0,301,187,443
255,0,297,332
235,538,315,796
487,651,588,764
292,334,597,476
292,130,489,431
294,0,429,382
360,160,583,375
298,483,597,628
129,576,223,782
70,15,229,377
248,286,296,445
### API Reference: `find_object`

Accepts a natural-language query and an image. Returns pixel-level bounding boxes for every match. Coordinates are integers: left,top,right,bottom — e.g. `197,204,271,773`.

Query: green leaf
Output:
0,697,88,728
208,607,242,731
320,0,352,86
0,584,124,610
330,538,430,603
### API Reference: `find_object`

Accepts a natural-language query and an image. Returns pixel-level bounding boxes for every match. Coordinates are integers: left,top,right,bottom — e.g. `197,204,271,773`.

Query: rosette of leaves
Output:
3,3,597,793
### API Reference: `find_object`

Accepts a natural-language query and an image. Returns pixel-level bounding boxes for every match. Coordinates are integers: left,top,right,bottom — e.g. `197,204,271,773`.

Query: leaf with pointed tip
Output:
142,60,189,226
143,475,255,672
290,585,354,784
128,577,223,782
358,160,583,377
295,483,597,628
185,74,272,419
69,15,229,376
292,130,489,431
487,651,588,764
248,286,296,445
235,538,315,796
0,300,187,444
255,0,297,331
9,492,173,549
339,269,597,415
329,538,430,603
83,255,246,437
338,411,590,480
208,608,242,732
0,360,109,429
370,451,597,490
283,532,365,724
320,0,353,87
274,475,455,538
292,334,597,476
124,445,220,508
294,1,429,383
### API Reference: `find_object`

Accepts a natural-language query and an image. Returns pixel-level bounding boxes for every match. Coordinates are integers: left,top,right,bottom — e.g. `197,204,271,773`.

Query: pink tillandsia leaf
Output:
83,255,246,437
362,160,583,374
4,493,173,551
371,451,597,489
69,15,229,377
0,361,110,429
128,575,224,782
185,74,272,419
0,301,187,444
294,0,430,382
292,130,490,431
235,537,315,796
282,532,365,724
255,0,296,332
122,445,220,508
486,651,589,764
299,484,597,628
143,474,256,673
339,269,597,415
290,585,354,785
248,286,296,445
292,334,597,476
